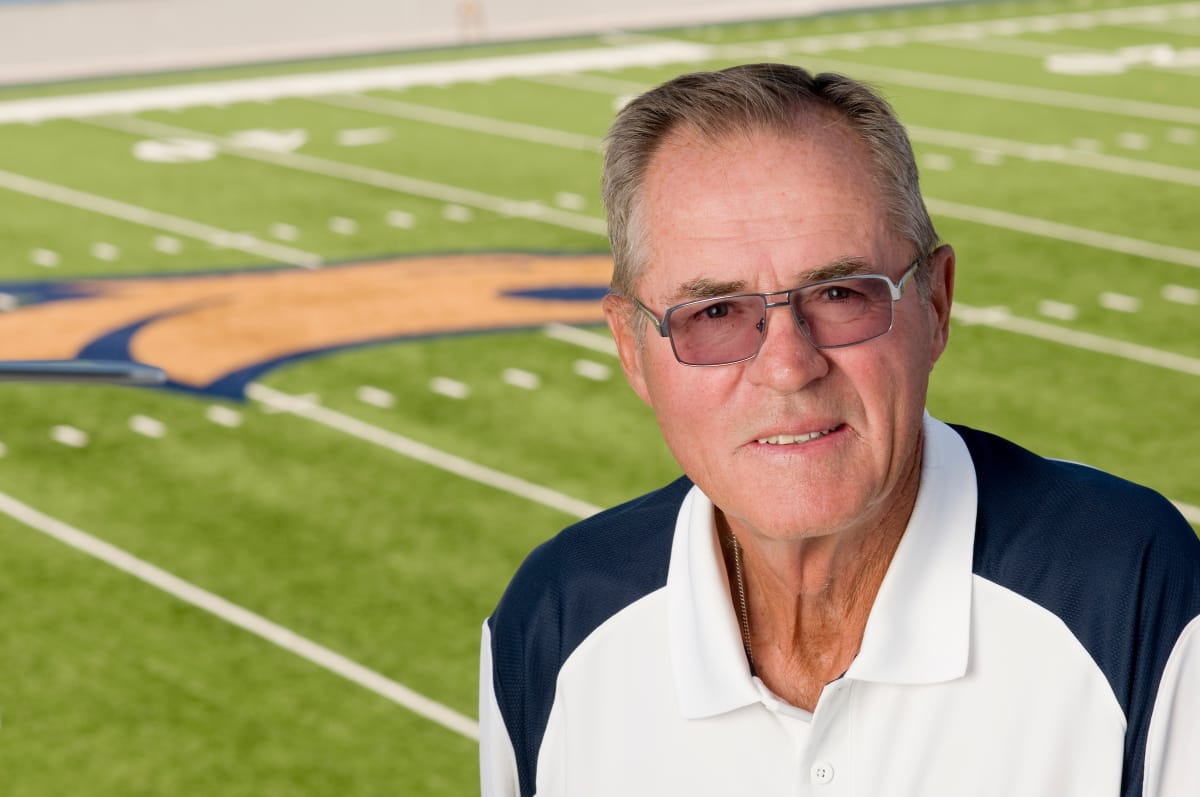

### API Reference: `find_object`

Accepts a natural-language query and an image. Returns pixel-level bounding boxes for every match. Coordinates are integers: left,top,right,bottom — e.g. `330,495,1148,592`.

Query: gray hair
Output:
601,63,939,301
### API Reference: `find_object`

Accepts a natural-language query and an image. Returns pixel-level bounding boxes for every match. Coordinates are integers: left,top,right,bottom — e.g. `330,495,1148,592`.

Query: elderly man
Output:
480,63,1199,796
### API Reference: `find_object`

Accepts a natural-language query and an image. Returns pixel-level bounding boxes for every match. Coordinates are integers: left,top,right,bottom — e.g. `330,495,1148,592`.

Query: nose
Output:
744,300,830,392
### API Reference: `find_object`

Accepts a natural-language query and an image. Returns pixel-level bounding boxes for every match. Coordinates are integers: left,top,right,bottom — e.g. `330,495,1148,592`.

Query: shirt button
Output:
811,761,835,785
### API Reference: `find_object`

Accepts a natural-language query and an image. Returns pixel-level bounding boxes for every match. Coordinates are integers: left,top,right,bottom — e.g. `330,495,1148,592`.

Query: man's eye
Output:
820,285,861,302
700,301,731,319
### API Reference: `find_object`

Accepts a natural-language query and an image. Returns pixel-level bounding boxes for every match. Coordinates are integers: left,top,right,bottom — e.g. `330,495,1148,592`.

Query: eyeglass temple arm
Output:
627,297,671,337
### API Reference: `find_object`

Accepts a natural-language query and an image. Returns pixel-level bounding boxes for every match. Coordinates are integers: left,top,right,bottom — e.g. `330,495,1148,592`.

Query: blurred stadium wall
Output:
0,0,926,85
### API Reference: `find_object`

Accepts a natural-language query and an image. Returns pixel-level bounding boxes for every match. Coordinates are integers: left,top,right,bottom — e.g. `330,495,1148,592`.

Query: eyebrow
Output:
797,256,876,284
671,278,747,302
669,256,878,302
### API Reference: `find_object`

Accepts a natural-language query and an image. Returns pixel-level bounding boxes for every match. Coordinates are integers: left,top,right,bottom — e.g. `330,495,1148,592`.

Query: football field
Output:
0,0,1197,793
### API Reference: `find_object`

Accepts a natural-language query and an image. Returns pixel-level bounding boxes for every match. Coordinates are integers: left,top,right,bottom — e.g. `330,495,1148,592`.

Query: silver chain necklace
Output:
730,533,755,669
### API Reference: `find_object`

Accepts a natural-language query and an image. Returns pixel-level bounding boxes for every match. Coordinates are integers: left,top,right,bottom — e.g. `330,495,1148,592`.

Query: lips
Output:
755,424,844,445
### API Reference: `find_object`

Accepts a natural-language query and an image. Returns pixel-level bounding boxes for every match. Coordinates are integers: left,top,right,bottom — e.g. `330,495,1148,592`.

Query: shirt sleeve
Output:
1143,615,1200,796
480,620,520,797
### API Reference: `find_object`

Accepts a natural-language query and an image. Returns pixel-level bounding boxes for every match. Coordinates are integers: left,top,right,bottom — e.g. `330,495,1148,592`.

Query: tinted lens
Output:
665,295,766,365
791,276,895,348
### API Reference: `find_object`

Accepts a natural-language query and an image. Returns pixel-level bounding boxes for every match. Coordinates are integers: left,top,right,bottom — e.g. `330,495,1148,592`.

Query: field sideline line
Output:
954,302,1200,377
2,3,1194,125
313,93,604,152
527,72,1200,189
0,41,711,125
543,322,619,356
0,488,481,740
246,383,603,520
925,199,1200,270
86,115,609,237
327,86,1200,190
0,167,324,268
85,115,1200,270
756,53,1200,126
738,1,1200,79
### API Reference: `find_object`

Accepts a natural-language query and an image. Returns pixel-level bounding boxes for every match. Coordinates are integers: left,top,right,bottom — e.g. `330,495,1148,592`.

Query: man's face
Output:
605,123,954,543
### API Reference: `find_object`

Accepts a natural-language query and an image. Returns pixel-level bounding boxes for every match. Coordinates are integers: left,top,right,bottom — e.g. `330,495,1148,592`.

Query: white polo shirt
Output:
481,417,1200,796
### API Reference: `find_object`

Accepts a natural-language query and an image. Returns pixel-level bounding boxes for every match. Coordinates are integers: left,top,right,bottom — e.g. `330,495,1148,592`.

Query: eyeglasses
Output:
630,259,921,366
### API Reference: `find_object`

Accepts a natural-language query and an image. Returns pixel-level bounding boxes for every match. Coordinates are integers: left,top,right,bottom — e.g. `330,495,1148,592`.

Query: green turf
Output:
0,1,1196,794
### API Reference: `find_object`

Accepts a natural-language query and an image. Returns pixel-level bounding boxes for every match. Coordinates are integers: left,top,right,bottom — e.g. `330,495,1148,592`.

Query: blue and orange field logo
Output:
0,253,613,398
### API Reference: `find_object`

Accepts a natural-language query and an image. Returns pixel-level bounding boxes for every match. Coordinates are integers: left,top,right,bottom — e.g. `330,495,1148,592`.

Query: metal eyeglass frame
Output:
629,258,922,366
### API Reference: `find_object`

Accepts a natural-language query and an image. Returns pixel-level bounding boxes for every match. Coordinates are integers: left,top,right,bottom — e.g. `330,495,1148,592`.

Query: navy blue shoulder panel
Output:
954,425,1200,797
487,475,692,797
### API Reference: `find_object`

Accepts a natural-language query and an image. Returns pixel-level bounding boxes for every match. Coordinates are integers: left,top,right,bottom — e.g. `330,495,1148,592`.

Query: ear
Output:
602,294,652,406
926,244,955,368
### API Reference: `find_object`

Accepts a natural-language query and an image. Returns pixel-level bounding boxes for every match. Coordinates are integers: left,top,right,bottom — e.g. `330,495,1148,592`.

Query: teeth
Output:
757,428,836,445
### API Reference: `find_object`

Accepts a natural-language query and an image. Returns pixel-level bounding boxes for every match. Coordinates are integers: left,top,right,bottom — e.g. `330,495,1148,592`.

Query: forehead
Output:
637,123,899,298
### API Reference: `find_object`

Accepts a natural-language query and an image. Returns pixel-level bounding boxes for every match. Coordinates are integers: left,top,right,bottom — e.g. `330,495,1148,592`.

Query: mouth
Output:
756,424,844,446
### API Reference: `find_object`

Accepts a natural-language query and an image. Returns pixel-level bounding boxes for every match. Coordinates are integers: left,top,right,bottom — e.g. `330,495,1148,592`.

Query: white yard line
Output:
926,198,1200,270
905,126,1200,188
0,488,480,740
0,41,712,125
332,87,1200,190
543,322,619,356
954,302,1200,376
751,54,1200,126
90,104,1200,270
313,94,604,152
3,3,1196,127
924,33,1200,79
529,72,1200,190
0,167,323,268
736,1,1200,67
246,384,602,519
86,115,608,238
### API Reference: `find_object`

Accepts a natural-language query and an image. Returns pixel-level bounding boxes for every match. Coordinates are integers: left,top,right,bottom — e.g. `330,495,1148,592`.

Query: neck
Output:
719,449,922,709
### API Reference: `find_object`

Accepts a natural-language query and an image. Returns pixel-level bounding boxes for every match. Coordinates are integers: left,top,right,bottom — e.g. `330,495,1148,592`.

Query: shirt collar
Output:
669,414,977,719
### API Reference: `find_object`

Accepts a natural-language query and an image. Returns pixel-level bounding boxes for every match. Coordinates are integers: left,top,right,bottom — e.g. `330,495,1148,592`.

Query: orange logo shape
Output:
0,253,613,397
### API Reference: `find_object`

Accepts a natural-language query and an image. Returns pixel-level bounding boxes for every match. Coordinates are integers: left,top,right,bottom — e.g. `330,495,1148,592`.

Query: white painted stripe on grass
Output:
0,488,480,740
154,235,183,254
206,405,243,428
442,204,474,223
0,168,323,268
430,377,470,399
91,242,120,262
905,125,1200,188
777,56,1200,126
50,425,88,448
87,116,608,238
526,73,1200,191
386,210,416,229
315,94,604,152
925,198,1200,270
329,216,359,235
31,248,60,268
0,42,711,124
1164,284,1200,305
543,323,618,357
1038,300,1078,321
954,302,1200,376
247,383,602,520
129,415,167,439
1099,292,1142,313
502,368,542,390
356,385,396,409
574,359,613,381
